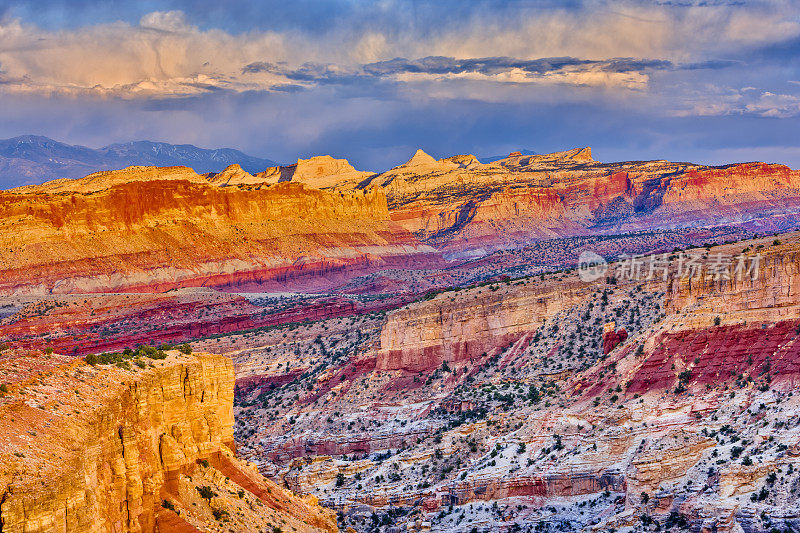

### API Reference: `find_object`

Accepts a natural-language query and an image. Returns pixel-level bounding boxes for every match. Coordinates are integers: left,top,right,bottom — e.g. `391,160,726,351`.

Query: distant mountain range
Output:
0,135,541,189
0,135,276,189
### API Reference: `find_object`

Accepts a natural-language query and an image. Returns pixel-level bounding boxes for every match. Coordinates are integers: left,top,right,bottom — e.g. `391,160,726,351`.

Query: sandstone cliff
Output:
376,277,596,372
351,149,800,256
0,166,439,294
0,349,336,532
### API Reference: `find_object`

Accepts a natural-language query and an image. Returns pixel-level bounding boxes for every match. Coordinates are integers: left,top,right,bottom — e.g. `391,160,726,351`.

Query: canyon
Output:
3,149,800,531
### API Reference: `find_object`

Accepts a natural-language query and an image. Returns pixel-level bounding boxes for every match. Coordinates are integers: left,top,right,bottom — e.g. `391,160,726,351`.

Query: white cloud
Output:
0,2,798,101
676,88,800,118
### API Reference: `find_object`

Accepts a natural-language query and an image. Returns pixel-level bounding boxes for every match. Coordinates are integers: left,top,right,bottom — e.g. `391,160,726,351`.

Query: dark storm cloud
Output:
241,62,279,74
239,55,737,91
269,83,306,93
361,56,669,76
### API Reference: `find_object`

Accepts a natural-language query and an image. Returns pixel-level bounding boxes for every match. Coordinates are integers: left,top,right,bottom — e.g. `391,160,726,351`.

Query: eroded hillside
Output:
212,233,800,532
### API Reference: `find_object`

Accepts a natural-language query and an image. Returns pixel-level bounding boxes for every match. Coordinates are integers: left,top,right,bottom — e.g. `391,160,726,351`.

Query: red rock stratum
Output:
0,166,439,294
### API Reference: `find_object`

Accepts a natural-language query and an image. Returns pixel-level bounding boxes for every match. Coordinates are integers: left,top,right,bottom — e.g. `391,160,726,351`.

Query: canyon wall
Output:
0,350,336,533
664,243,800,326
357,150,800,255
0,166,439,294
376,278,595,372
581,238,800,396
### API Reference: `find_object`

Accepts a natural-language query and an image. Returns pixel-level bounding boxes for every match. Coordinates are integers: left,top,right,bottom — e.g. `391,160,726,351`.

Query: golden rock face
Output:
355,149,800,255
0,351,336,533
377,276,595,372
0,167,438,294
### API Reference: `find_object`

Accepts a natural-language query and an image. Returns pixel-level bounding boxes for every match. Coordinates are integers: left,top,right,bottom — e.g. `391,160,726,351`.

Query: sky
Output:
1,0,800,169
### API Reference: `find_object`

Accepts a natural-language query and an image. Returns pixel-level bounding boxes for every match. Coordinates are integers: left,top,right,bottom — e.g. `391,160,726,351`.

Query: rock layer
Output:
0,167,439,294
358,149,800,256
0,350,336,532
376,278,594,372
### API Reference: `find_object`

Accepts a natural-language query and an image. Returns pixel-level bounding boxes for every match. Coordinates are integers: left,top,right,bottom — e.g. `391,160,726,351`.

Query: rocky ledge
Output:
0,349,336,533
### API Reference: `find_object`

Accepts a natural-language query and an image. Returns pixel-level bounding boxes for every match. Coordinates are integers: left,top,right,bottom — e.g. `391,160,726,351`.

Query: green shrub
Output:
196,485,216,500
83,345,168,366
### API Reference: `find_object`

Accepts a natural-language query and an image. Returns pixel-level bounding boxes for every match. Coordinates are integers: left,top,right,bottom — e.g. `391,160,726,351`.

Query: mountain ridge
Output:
0,135,276,188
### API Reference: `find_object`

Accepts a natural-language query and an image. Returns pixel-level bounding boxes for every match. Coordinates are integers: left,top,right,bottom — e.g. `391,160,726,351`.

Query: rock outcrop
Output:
255,155,373,190
204,164,258,187
376,277,594,372
0,350,337,532
353,149,800,257
0,166,440,294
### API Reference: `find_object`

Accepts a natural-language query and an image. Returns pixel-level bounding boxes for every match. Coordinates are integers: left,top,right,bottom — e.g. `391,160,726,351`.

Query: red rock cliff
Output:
0,167,439,294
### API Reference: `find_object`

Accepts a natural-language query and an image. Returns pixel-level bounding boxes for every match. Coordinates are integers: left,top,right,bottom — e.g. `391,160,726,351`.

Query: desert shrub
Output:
196,485,216,500
84,345,167,366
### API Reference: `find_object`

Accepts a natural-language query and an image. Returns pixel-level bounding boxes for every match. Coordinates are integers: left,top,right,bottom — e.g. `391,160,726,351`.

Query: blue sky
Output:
1,0,799,169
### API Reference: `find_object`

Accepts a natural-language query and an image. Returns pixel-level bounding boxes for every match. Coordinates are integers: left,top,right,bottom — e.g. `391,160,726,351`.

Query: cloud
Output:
678,88,800,118
1,0,800,170
0,1,797,100
138,10,191,32
237,55,681,91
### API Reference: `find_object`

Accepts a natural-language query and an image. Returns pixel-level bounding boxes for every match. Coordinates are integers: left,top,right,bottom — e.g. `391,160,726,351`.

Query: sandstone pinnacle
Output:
403,149,438,167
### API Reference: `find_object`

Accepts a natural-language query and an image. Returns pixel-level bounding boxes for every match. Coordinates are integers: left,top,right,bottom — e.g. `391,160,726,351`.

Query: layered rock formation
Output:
0,349,336,532
0,289,390,356
352,148,800,257
376,278,594,372
0,166,439,294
